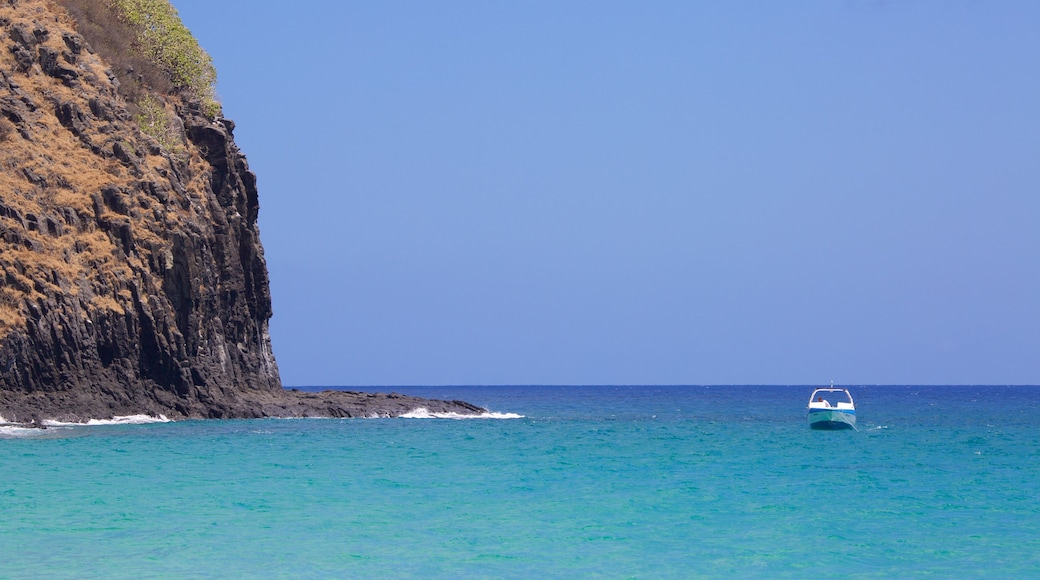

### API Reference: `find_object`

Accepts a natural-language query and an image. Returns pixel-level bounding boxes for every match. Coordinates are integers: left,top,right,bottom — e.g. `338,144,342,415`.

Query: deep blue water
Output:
2,385,1039,577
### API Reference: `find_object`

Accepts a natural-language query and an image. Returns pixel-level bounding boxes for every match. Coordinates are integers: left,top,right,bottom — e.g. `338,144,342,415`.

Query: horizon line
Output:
284,383,1040,388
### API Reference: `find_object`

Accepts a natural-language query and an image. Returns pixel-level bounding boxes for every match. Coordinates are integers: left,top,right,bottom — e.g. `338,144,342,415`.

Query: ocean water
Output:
1,385,1039,578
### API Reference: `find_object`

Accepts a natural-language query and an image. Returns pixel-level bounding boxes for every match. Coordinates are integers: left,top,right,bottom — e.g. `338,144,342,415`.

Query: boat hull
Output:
807,409,856,430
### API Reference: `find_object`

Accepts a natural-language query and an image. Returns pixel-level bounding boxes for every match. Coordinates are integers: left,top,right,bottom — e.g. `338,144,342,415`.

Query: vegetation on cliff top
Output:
109,0,216,108
61,0,219,120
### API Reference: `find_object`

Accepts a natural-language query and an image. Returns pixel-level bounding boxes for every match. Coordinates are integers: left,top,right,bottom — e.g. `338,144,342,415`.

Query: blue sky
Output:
171,1,1038,386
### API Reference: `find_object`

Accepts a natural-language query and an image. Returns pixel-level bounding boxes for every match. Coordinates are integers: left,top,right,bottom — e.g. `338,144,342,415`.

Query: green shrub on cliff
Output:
108,0,219,116
134,93,176,149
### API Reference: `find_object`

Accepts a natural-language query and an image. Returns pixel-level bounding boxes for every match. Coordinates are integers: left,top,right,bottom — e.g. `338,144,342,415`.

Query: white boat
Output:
806,386,856,430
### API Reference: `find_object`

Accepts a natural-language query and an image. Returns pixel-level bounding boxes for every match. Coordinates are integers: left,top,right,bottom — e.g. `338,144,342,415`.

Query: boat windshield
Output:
808,388,854,407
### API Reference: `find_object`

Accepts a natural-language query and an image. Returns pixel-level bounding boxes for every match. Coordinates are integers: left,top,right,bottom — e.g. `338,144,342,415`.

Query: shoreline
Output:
0,387,488,425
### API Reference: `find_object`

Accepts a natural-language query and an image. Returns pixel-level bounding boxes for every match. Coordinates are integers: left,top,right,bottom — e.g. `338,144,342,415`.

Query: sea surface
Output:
2,385,1039,578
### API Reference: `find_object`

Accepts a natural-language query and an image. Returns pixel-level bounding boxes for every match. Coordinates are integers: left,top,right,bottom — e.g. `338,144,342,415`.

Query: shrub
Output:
134,93,178,150
109,0,217,108
60,0,220,117
61,0,172,100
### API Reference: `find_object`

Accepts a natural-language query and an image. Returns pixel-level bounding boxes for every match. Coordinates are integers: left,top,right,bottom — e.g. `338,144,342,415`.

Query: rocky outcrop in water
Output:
0,0,483,422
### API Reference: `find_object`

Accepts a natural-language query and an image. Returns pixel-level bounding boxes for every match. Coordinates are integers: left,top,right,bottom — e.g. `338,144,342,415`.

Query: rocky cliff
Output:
0,0,483,422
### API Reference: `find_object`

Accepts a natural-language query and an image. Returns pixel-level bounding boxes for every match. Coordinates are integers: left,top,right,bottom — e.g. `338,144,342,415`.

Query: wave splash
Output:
0,415,37,438
0,425,43,438
400,407,524,420
42,414,171,427
0,414,172,437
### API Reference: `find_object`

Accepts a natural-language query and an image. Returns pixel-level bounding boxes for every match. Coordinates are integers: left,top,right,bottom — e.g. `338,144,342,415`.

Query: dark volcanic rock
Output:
0,386,487,423
0,1,483,423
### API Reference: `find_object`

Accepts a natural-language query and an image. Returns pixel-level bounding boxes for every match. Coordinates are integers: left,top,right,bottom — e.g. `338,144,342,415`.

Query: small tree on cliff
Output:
108,0,219,116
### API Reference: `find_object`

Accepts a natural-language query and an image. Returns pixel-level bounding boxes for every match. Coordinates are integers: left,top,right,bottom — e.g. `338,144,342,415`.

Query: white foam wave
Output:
400,407,524,420
0,415,45,438
42,414,171,427
0,425,45,438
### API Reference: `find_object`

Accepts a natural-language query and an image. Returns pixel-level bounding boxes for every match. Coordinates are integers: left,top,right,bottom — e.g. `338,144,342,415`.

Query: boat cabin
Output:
807,388,854,410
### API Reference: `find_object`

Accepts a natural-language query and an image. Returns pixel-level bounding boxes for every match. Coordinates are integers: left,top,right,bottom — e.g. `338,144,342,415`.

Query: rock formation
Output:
0,0,483,422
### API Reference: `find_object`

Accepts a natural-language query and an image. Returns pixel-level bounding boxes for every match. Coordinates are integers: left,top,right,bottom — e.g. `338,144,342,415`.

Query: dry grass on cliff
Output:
0,1,126,331
0,304,21,333
59,0,174,101
0,118,13,142
0,7,122,217
0,0,229,341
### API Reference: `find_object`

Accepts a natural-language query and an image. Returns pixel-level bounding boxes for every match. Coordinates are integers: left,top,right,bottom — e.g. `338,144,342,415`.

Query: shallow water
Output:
1,385,1038,577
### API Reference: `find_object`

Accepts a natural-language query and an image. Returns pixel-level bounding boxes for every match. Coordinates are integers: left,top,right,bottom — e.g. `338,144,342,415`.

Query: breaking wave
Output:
42,414,171,427
400,407,523,419
0,425,44,438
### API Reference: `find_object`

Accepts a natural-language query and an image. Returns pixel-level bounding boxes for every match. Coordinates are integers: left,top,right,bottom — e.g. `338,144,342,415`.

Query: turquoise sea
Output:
2,385,1039,578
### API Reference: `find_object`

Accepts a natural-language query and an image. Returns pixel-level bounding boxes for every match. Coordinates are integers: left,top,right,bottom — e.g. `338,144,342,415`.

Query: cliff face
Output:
0,0,486,422
0,0,282,421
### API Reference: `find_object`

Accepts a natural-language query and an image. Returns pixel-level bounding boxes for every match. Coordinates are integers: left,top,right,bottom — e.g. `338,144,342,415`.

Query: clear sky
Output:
170,1,1038,386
